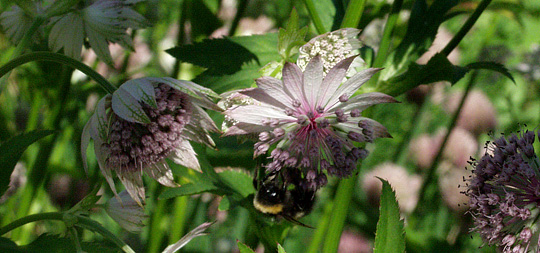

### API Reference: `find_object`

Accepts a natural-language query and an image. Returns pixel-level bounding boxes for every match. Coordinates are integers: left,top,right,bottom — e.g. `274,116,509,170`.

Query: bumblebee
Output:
253,169,316,228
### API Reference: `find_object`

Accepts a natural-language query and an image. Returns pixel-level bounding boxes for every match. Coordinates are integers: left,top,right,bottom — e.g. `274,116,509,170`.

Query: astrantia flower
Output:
82,77,220,204
224,56,396,190
297,28,363,75
464,130,540,252
49,0,147,65
105,190,148,232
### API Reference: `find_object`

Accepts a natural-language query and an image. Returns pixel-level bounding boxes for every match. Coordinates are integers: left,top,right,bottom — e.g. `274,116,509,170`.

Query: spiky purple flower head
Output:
82,77,220,205
464,130,540,252
224,55,396,191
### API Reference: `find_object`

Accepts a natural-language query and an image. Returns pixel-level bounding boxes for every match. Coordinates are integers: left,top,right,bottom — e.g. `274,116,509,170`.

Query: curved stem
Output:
441,0,492,57
372,0,403,68
340,0,366,29
0,212,63,235
76,216,136,253
302,0,327,34
0,51,116,94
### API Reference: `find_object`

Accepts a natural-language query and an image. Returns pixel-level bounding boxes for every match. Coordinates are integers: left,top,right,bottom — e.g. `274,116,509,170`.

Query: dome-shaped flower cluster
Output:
465,130,540,252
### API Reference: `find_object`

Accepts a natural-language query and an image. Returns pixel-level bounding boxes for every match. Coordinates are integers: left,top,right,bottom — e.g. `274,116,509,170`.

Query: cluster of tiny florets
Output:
107,84,191,172
464,130,540,252
297,28,362,73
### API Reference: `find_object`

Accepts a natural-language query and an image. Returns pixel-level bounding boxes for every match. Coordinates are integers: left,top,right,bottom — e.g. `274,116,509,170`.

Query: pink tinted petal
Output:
282,62,306,103
240,87,288,109
332,92,398,112
326,68,381,108
303,55,323,107
318,56,356,108
223,122,274,136
225,105,294,125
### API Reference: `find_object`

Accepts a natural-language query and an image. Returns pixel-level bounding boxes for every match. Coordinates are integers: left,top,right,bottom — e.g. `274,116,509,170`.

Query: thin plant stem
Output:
228,0,249,36
0,212,134,253
302,0,327,34
321,175,357,253
147,189,168,253
307,200,334,253
171,0,188,79
168,196,189,244
68,226,83,253
414,71,478,216
340,0,366,28
12,65,73,241
0,52,117,94
372,0,403,68
441,0,492,57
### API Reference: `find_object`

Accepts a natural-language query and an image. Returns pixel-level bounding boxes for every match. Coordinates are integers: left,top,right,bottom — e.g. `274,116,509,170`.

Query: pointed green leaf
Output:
217,169,255,198
0,130,54,197
373,179,405,253
277,243,287,253
167,33,280,92
159,180,218,199
278,9,307,60
467,61,515,84
237,240,256,253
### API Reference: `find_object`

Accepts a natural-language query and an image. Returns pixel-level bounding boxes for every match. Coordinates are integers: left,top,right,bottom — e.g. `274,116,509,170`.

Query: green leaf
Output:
190,0,222,39
167,33,281,93
277,243,287,253
278,9,308,60
16,234,119,253
0,130,54,196
466,61,515,84
376,53,516,96
0,237,19,252
379,0,459,81
217,169,255,198
373,179,405,253
237,240,256,253
310,0,340,32
218,195,230,211
159,180,218,199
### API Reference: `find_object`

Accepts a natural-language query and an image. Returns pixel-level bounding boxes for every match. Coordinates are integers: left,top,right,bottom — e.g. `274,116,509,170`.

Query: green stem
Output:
228,0,248,36
322,176,356,253
171,0,188,79
0,52,116,94
372,0,403,68
441,0,492,57
1,211,134,252
68,226,83,253
413,71,478,215
168,196,189,244
307,200,334,253
340,0,366,28
302,0,327,34
147,188,168,253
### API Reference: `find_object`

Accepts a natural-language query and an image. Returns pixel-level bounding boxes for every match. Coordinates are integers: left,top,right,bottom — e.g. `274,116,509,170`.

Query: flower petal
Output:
143,161,178,187
333,92,399,112
225,105,294,125
255,76,294,107
223,122,274,136
318,56,356,108
117,170,145,206
163,221,215,253
119,78,157,108
282,62,306,102
326,68,381,108
169,140,201,171
111,83,152,124
240,87,288,109
303,55,323,106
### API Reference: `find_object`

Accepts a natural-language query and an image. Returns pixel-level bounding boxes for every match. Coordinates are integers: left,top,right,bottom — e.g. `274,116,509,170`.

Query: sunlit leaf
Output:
159,180,218,199
237,240,256,253
373,179,405,253
217,169,255,198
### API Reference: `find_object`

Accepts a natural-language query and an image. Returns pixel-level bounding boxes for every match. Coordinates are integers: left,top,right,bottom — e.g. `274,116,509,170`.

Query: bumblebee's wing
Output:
282,215,315,229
